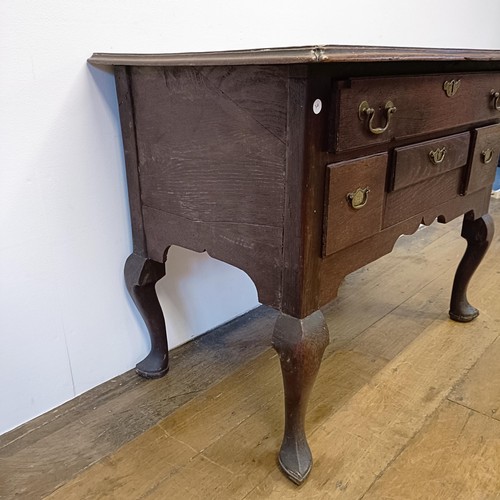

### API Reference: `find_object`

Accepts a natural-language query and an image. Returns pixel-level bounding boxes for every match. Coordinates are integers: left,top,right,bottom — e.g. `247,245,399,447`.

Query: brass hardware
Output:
481,148,494,164
347,187,370,210
358,100,396,135
491,90,500,111
429,147,447,165
443,79,461,97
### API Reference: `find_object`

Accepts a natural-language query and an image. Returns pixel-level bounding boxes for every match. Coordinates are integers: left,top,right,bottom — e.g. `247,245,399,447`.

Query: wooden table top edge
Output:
87,44,500,67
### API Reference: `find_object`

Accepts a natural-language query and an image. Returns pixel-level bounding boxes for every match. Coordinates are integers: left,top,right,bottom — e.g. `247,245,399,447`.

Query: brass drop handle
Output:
347,187,370,210
358,100,397,135
481,148,494,164
429,147,447,165
491,90,500,111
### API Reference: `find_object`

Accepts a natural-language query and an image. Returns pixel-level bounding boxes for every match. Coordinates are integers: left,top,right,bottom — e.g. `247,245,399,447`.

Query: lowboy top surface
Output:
88,44,500,66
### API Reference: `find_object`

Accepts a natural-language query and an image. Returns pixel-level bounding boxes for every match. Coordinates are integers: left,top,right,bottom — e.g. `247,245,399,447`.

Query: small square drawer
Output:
391,132,470,191
466,123,500,193
323,154,387,256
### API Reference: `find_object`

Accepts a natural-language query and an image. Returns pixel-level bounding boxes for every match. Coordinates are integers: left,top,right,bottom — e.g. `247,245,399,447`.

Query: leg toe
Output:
449,306,479,323
278,440,313,485
135,351,169,378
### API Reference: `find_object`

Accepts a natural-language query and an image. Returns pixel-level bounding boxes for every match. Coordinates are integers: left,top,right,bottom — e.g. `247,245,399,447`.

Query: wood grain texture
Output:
449,338,500,420
467,122,500,193
247,315,498,499
384,167,464,227
83,49,500,489
5,201,500,499
127,64,289,307
363,400,500,500
131,65,287,226
114,66,147,257
318,187,491,306
392,131,470,191
0,306,277,500
280,74,332,318
272,311,330,483
88,45,500,67
142,206,283,307
334,72,500,152
324,153,387,255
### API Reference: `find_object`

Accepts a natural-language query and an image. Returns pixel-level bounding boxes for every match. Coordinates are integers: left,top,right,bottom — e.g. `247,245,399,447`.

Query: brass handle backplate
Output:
481,148,494,164
443,80,461,97
347,187,370,210
491,90,500,111
429,147,447,165
358,100,396,135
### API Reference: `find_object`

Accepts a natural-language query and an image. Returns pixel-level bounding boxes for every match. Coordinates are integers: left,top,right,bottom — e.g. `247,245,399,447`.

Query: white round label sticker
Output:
313,99,322,115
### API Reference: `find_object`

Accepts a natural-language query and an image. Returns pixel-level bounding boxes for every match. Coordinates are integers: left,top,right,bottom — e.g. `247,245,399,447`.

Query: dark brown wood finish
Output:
272,310,329,484
333,73,500,152
114,66,147,257
449,213,495,321
90,45,500,484
130,64,288,307
384,167,465,228
392,132,470,191
324,153,388,255
280,72,332,318
467,123,500,193
124,254,169,378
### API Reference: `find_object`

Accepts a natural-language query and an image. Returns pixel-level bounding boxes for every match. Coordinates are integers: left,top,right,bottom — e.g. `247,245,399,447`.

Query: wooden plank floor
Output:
2,199,500,499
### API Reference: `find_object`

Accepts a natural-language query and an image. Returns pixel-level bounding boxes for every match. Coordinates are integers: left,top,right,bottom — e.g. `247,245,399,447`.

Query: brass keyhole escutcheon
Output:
429,147,447,165
481,148,494,164
443,79,461,97
347,187,370,210
358,100,396,135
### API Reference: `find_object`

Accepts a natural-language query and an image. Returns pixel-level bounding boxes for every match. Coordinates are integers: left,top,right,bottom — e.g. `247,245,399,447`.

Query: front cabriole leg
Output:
272,310,330,484
125,253,169,378
449,212,494,322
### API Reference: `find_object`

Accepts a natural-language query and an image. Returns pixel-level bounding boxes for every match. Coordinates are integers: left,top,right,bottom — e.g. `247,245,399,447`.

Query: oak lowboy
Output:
89,45,500,484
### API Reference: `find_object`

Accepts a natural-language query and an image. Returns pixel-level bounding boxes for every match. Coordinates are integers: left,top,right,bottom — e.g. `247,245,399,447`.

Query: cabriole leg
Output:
449,213,494,322
272,310,330,484
125,253,169,378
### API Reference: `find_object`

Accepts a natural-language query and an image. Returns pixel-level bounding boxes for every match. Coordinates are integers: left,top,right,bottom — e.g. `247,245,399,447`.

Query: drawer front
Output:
324,154,387,256
392,132,470,191
384,167,463,227
333,72,500,152
467,123,500,193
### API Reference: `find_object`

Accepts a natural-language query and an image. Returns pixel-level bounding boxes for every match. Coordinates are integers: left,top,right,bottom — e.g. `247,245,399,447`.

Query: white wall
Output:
1,0,499,436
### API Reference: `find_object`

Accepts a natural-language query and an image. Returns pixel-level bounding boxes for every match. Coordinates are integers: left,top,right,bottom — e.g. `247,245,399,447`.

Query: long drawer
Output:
332,72,500,152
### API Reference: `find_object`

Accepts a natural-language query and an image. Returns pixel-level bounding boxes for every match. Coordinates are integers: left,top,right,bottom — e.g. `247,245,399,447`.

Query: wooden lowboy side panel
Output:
128,64,289,307
142,206,283,307
130,65,287,227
